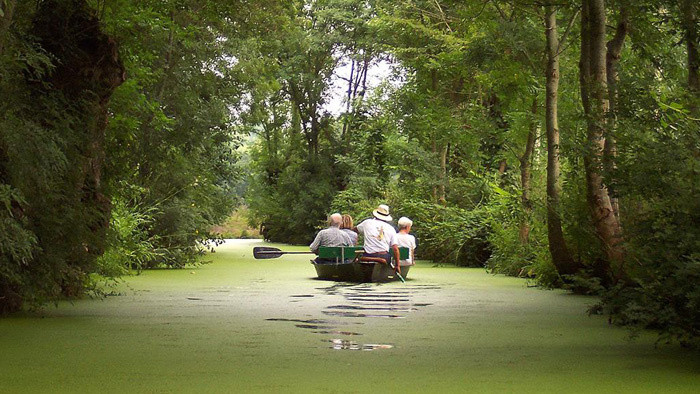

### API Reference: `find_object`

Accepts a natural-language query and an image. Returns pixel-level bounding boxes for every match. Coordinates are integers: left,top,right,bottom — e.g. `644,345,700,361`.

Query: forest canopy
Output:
0,0,698,347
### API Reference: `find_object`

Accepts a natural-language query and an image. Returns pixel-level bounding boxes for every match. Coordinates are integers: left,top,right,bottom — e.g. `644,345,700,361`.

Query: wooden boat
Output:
253,245,411,282
313,246,411,282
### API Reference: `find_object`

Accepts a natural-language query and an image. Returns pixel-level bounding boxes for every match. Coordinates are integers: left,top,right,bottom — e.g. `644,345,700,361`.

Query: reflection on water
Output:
322,310,406,319
314,330,362,336
329,339,393,351
266,318,361,325
268,282,443,350
327,304,417,312
295,324,335,330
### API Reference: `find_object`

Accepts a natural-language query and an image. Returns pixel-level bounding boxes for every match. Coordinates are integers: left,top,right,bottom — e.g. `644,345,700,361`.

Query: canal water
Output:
0,239,697,393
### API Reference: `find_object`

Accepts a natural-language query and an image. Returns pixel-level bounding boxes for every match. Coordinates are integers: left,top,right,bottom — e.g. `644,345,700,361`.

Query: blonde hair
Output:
341,214,353,229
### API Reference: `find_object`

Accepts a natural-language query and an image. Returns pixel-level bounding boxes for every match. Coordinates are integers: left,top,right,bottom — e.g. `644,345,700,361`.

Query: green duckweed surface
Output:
1,239,697,393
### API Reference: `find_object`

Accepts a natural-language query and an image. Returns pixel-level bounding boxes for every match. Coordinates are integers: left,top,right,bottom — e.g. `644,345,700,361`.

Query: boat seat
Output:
358,256,387,264
356,247,410,265
318,246,364,263
317,246,409,264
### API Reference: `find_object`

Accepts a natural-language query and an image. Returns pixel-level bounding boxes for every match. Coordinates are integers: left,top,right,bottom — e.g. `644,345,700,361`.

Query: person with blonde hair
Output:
340,214,358,246
395,217,416,267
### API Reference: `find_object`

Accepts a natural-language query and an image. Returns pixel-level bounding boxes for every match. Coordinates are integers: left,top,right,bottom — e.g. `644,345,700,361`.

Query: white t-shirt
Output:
395,232,416,265
356,218,397,254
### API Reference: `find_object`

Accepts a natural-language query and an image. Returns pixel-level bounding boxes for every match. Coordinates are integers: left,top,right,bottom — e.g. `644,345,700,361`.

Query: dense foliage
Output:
240,0,699,347
0,0,278,311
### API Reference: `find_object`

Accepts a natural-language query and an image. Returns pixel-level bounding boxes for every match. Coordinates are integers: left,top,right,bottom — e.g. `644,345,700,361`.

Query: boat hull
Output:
312,260,411,282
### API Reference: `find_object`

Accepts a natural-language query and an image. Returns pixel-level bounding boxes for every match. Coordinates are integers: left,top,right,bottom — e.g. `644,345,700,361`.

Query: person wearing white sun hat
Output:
356,204,400,266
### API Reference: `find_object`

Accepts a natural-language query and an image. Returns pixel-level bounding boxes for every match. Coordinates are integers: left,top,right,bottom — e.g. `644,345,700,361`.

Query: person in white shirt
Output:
395,217,416,266
356,204,400,268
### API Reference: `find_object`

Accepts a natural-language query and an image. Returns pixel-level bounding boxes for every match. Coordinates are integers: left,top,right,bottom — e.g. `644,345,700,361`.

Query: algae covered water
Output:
0,239,697,393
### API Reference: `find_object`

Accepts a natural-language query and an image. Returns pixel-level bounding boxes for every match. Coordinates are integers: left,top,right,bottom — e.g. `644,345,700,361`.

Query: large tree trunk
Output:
605,6,629,220
519,97,538,244
31,0,125,285
681,0,699,96
545,5,578,275
581,0,625,278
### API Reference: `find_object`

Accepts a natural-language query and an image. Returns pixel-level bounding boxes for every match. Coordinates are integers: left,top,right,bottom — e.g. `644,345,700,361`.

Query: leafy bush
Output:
0,186,38,313
94,199,161,277
393,200,491,267
248,159,339,245
588,92,700,347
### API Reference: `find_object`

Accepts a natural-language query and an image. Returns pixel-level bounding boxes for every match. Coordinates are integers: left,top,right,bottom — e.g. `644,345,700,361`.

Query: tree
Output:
680,0,699,95
0,0,17,56
604,3,629,219
1,0,124,312
544,3,579,275
579,0,625,279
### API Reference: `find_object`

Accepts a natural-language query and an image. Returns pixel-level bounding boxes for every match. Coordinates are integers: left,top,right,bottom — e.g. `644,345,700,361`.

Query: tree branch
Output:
557,7,581,55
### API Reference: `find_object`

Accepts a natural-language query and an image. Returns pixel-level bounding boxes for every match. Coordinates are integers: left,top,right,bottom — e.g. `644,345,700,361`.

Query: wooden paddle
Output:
253,246,314,259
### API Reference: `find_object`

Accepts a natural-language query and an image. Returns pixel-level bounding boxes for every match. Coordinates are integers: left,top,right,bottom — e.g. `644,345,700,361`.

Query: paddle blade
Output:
396,271,406,283
253,247,283,259
391,262,406,283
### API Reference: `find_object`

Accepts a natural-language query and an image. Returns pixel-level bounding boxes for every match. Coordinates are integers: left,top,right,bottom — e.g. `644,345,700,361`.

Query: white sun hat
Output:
372,204,392,222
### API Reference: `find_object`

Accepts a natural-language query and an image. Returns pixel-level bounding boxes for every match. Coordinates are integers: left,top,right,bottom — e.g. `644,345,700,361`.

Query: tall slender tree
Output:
580,0,625,278
680,0,699,96
544,4,578,275
604,4,629,219
519,97,537,244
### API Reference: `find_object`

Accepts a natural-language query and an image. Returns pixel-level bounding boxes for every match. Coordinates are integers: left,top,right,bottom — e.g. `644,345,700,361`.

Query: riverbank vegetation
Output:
0,1,698,347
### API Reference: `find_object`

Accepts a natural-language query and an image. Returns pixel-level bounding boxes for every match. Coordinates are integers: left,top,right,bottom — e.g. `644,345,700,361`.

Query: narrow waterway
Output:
0,239,697,393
